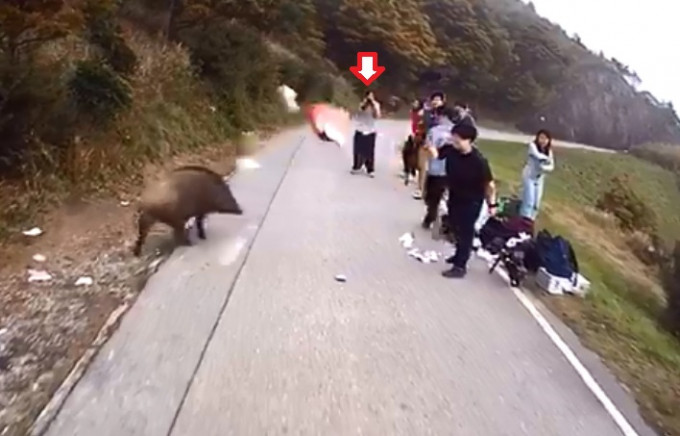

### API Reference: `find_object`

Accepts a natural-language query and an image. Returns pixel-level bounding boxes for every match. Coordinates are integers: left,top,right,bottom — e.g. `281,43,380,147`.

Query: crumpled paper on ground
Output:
400,233,441,264
27,269,52,283
22,227,43,237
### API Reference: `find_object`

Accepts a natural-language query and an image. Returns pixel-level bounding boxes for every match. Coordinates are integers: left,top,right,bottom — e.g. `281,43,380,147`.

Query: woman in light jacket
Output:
519,129,555,220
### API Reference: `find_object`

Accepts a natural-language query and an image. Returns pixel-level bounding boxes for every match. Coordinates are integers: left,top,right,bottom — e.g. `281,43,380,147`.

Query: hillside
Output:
315,0,680,149
3,1,680,434
2,0,679,196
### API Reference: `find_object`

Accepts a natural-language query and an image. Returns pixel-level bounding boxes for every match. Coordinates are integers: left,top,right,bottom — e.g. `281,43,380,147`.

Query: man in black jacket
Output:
427,122,498,278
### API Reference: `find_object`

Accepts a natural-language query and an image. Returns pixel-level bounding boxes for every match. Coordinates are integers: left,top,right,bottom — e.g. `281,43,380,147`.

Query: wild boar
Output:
132,165,242,256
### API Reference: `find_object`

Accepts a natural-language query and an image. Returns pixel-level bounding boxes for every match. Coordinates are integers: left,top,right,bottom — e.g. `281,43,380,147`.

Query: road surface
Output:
477,127,615,153
43,121,650,435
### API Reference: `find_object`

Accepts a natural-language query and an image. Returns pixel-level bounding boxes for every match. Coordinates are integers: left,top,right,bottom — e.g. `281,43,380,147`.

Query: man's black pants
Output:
352,131,376,173
448,198,483,269
423,175,447,225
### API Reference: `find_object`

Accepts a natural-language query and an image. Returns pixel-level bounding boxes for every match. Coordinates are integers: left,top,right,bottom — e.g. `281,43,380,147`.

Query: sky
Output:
525,0,680,107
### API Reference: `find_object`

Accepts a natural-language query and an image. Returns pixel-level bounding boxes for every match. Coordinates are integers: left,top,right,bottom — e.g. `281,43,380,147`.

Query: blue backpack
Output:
535,230,579,280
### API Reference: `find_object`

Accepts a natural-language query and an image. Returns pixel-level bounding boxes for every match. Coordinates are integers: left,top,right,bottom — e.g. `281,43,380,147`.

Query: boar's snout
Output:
217,185,243,215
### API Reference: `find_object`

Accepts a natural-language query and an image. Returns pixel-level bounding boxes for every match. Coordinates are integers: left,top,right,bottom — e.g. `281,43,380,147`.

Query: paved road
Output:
44,121,651,435
477,127,615,153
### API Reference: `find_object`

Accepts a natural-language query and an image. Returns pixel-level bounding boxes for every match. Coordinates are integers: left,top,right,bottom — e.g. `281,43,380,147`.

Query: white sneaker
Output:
350,169,361,175
412,190,422,199
367,172,375,178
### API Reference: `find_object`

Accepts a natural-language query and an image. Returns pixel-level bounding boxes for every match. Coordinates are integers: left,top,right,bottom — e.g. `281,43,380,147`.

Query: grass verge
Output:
478,139,680,434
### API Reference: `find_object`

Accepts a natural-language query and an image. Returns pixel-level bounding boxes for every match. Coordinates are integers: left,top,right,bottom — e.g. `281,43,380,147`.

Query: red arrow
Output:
349,52,385,86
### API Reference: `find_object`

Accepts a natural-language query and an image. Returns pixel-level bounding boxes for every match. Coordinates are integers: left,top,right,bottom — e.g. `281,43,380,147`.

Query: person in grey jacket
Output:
414,91,446,199
422,105,455,228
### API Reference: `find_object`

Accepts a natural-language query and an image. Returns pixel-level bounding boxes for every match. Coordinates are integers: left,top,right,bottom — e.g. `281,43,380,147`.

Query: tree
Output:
0,0,83,62
82,0,137,75
168,0,323,52
318,0,443,88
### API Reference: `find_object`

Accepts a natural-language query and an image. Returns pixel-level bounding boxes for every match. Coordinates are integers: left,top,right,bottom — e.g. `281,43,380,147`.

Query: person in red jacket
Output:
410,98,423,135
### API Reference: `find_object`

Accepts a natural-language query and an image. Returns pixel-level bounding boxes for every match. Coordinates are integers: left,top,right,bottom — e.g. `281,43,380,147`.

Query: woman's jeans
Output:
520,175,544,220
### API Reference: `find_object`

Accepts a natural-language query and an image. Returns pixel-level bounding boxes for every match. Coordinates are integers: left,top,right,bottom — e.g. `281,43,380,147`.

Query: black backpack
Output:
525,230,579,279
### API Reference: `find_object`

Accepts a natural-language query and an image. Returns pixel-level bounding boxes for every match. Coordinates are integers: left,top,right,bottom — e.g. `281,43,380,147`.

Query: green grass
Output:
477,139,680,435
479,141,680,240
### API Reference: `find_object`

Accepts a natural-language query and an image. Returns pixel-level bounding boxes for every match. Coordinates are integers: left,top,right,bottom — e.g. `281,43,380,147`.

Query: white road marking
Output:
382,122,632,434
492,266,639,436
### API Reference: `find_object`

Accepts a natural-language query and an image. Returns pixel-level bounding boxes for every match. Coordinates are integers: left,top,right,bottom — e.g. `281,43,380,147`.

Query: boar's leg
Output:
133,211,155,257
196,214,207,240
172,221,192,247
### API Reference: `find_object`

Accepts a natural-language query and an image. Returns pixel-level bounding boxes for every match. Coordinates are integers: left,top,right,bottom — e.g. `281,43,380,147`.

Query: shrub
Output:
625,231,668,266
178,19,281,131
662,241,680,336
69,59,132,123
274,52,357,109
0,59,75,176
596,175,656,233
83,0,138,75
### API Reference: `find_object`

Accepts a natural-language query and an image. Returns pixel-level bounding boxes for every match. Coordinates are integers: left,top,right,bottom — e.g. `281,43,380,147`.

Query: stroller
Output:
432,195,522,242
433,195,533,286
479,214,535,287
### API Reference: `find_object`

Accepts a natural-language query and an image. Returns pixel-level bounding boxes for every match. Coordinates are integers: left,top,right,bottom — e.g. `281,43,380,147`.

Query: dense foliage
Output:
316,0,680,149
2,0,680,175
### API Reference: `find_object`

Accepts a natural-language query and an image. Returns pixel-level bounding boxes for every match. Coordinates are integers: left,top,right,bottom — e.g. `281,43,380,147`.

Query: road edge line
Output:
492,266,639,436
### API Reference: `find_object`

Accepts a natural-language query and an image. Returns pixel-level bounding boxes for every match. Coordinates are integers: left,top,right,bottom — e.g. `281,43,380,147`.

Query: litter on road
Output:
27,269,52,283
398,232,414,249
32,254,46,262
407,248,440,264
22,227,43,237
75,276,94,286
334,274,347,282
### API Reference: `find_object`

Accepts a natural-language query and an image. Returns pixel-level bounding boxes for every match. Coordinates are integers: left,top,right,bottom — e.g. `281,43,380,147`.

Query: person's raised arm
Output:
528,141,550,161
540,150,555,172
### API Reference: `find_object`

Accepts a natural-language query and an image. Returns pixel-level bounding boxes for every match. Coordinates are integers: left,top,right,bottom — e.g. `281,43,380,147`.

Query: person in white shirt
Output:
351,91,381,177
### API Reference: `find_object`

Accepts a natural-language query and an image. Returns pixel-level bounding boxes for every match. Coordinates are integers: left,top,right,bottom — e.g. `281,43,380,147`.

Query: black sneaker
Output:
421,219,432,229
442,266,467,278
445,255,455,264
